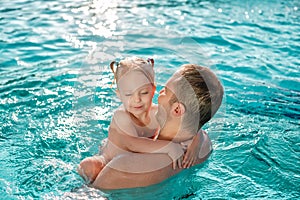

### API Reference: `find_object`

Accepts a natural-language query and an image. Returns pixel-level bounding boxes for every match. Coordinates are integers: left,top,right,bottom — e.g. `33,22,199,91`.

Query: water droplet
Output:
174,10,181,15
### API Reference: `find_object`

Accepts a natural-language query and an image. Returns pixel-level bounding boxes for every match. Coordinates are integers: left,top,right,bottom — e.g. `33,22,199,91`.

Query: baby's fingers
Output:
173,157,183,170
177,157,182,169
172,161,176,170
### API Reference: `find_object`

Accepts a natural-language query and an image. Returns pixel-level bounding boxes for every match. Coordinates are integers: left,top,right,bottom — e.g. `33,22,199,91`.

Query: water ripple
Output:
1,0,299,199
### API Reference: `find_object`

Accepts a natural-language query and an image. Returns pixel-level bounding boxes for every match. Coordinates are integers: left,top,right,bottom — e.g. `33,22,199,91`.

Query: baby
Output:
78,57,202,184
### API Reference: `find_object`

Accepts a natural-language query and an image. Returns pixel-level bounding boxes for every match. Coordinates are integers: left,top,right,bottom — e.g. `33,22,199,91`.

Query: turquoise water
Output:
1,0,299,199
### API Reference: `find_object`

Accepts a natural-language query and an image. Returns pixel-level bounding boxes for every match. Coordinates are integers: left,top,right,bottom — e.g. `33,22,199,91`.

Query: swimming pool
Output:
0,0,299,199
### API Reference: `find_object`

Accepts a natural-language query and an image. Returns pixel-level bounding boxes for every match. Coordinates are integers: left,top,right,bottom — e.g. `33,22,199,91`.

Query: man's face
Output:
156,77,177,128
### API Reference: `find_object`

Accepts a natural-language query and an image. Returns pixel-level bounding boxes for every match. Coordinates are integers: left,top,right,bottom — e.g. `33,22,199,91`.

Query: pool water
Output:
1,0,299,199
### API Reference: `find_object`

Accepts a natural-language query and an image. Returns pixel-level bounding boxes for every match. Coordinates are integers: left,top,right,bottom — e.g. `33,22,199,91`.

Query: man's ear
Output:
171,102,185,117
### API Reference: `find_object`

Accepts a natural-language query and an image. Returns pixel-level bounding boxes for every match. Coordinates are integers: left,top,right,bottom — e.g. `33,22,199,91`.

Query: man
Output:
92,64,224,189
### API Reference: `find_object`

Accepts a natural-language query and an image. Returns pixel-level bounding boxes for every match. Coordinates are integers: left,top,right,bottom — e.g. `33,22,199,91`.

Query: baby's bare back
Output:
101,106,159,162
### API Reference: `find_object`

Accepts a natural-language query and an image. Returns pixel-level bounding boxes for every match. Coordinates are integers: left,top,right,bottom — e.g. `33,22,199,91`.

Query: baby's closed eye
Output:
141,91,149,95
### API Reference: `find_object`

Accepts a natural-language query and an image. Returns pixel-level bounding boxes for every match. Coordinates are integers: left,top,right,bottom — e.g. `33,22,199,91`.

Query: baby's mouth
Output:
133,105,143,109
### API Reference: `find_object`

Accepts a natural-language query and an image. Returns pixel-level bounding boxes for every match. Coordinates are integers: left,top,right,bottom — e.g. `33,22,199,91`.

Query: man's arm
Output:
92,132,213,190
92,153,180,189
92,151,211,190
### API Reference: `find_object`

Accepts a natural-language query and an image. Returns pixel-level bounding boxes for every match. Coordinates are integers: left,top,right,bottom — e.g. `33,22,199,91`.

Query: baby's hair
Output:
110,57,155,87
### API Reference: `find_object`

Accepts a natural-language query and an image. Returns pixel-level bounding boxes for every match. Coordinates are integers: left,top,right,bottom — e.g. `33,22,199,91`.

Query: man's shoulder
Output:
151,103,158,108
150,104,158,113
180,131,212,160
200,132,212,159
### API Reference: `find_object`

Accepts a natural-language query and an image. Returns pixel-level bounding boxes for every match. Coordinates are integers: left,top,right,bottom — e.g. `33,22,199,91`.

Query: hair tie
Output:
147,58,154,67
110,61,118,87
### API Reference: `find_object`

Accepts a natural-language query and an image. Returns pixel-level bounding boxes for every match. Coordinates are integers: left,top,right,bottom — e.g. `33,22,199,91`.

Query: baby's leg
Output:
78,155,107,184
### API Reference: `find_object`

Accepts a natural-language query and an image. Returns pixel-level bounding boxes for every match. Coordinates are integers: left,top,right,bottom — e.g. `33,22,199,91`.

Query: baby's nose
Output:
133,94,141,102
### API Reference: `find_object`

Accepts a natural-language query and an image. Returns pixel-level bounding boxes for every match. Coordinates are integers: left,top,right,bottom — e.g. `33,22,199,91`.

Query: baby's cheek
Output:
121,98,129,107
146,95,154,103
126,99,132,106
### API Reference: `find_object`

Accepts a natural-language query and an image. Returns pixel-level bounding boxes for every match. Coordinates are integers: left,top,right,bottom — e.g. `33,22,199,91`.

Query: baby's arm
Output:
109,126,184,169
100,110,139,160
107,110,184,169
183,129,205,168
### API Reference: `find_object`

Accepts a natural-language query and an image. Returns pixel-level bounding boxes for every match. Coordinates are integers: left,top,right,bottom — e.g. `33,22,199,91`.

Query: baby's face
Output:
117,70,155,116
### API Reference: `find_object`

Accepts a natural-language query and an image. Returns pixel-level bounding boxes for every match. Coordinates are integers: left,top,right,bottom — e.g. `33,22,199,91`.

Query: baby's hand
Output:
167,142,184,170
183,130,205,168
